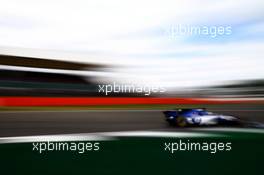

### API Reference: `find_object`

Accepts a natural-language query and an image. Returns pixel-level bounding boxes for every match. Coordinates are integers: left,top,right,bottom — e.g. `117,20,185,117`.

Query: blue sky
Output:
0,0,264,88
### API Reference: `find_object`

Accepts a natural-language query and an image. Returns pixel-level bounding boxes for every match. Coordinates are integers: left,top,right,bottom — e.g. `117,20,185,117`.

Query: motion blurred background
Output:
0,0,264,105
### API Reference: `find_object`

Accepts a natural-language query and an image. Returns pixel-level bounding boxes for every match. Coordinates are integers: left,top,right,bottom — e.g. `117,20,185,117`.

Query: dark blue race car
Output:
163,108,239,127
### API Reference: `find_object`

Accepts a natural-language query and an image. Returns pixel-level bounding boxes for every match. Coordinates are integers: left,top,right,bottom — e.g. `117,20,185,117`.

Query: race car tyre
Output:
176,116,187,127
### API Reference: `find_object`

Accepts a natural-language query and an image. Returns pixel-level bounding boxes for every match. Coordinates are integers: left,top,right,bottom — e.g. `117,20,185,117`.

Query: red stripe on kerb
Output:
0,97,262,107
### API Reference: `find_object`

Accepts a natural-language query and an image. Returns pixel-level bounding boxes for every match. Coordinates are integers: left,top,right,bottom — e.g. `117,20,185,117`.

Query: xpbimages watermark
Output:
165,24,232,39
164,140,232,154
32,141,100,154
98,82,166,96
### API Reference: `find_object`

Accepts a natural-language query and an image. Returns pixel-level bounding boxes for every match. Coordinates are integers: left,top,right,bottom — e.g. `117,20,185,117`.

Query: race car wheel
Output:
176,116,187,127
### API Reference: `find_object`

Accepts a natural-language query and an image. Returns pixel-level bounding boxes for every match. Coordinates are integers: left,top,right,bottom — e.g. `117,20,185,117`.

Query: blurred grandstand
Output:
0,54,104,96
0,54,263,98
196,80,264,98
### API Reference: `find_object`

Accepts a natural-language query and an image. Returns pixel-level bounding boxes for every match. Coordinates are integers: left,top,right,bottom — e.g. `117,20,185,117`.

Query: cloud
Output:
0,0,263,88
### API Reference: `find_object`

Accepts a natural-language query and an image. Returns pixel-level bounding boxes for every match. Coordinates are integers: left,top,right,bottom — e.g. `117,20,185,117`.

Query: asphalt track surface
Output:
0,105,263,137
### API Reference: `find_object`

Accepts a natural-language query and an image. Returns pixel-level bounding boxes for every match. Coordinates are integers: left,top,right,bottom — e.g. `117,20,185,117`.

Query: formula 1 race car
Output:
163,108,239,127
